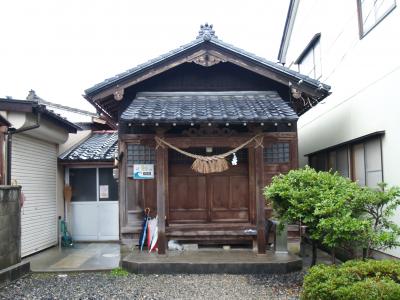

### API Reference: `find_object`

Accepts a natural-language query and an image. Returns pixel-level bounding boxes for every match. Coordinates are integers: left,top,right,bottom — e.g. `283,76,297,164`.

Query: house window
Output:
69,168,118,202
310,146,350,177
69,168,97,202
264,143,290,164
309,136,383,188
99,168,118,201
127,144,155,165
295,33,322,80
357,0,396,38
352,139,383,187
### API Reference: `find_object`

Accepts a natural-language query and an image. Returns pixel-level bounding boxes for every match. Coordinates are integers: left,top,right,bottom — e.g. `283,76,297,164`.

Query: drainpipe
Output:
6,111,41,185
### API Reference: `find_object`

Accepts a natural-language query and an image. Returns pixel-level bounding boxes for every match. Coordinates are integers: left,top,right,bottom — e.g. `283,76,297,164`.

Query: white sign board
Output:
99,185,109,198
133,164,154,179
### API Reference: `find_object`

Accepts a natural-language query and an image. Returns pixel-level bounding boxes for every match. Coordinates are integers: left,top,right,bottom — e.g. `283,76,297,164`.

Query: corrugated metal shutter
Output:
12,134,58,257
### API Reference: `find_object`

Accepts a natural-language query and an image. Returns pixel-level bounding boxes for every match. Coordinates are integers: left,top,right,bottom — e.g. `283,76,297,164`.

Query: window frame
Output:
351,138,384,187
264,142,291,164
357,0,397,39
295,33,322,80
66,166,118,202
308,134,384,187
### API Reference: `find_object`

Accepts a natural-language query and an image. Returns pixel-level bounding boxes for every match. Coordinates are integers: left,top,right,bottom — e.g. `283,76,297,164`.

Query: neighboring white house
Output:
279,0,400,257
0,91,117,257
0,97,80,257
24,90,119,247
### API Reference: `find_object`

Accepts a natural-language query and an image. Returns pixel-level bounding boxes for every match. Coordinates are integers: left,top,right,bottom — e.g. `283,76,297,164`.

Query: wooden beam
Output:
156,140,168,254
254,138,266,254
58,161,114,166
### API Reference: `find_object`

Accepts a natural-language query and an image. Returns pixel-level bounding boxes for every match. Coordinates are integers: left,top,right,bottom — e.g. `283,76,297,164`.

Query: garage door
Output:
12,134,57,257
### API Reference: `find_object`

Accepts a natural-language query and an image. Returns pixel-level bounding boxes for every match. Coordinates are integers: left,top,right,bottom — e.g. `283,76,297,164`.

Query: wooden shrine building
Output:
84,24,331,254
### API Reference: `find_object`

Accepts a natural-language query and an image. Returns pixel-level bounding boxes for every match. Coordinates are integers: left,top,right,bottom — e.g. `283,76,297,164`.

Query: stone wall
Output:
0,186,21,269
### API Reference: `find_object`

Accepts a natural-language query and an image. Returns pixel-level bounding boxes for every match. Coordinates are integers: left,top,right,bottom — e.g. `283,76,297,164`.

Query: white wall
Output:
285,0,400,256
58,130,91,155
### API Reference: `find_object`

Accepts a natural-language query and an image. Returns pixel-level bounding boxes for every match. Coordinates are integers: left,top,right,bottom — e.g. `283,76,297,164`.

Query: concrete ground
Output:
25,243,121,272
0,242,338,299
24,241,334,273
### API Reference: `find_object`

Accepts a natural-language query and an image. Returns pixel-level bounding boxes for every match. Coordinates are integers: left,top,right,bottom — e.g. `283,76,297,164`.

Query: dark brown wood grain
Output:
255,141,266,254
120,132,298,248
156,143,167,254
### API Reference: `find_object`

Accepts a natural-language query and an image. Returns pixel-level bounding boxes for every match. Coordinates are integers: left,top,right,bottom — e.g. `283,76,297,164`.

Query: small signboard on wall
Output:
99,185,109,198
133,164,154,179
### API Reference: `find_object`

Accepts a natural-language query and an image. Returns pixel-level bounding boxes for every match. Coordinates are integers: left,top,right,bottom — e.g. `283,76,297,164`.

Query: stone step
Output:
122,250,302,274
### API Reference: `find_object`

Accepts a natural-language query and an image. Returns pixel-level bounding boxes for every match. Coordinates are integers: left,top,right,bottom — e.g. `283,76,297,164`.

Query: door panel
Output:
210,176,229,209
209,172,249,222
169,175,207,222
71,203,98,240
69,168,119,241
230,176,249,209
98,202,119,240
142,179,157,215
168,161,249,224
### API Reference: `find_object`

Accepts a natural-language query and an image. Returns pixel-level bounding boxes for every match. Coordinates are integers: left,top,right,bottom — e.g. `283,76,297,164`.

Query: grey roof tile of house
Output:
85,24,331,96
120,91,298,124
59,131,118,161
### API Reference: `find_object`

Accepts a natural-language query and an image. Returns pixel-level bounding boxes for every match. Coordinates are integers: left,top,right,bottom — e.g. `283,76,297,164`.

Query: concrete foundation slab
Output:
122,249,302,274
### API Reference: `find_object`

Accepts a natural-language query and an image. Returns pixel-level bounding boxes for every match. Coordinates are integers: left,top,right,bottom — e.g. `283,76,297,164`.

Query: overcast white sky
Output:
0,0,289,112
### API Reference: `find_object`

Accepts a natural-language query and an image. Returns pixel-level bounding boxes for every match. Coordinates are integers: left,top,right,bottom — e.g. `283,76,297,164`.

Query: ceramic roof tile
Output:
120,91,298,124
59,131,118,161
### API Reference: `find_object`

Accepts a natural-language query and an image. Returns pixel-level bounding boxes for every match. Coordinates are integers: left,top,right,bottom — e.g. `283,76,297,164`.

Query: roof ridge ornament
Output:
197,23,217,41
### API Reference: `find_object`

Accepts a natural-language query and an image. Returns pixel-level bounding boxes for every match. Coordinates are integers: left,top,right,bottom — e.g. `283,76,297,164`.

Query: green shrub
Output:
302,260,400,300
264,166,368,264
354,183,400,257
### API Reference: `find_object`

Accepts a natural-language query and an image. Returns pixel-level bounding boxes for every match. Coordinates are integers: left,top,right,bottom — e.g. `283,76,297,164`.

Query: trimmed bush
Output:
302,260,400,300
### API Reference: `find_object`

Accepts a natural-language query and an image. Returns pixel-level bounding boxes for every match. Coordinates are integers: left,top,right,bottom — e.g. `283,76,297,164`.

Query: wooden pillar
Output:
156,142,167,255
254,137,266,254
118,141,127,234
291,133,299,169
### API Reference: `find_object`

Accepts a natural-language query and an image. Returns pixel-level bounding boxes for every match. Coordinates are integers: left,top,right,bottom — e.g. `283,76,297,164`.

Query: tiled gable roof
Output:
85,24,330,96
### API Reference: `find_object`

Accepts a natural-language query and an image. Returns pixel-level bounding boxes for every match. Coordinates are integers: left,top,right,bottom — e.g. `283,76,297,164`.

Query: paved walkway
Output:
25,243,121,272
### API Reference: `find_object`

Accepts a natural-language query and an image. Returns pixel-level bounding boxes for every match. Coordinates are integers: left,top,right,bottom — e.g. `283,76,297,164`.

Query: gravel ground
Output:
0,271,305,300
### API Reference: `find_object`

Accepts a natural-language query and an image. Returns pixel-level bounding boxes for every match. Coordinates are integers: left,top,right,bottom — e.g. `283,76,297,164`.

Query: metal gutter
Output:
277,0,300,64
6,111,41,185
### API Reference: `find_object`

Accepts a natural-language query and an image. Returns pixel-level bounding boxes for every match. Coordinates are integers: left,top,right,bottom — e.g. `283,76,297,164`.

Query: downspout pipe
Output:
6,110,41,185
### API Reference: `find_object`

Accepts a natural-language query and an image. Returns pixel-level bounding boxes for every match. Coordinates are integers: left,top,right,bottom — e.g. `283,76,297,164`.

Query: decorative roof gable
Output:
85,24,330,101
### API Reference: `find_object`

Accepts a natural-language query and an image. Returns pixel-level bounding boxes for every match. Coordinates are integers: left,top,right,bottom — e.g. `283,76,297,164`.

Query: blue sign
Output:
133,164,154,179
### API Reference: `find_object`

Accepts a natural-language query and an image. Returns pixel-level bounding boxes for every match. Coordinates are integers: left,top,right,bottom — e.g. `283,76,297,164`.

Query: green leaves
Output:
302,260,400,300
264,166,363,248
264,166,400,256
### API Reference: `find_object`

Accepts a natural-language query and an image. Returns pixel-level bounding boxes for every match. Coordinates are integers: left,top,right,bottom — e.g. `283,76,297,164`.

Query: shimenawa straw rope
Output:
155,134,263,174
